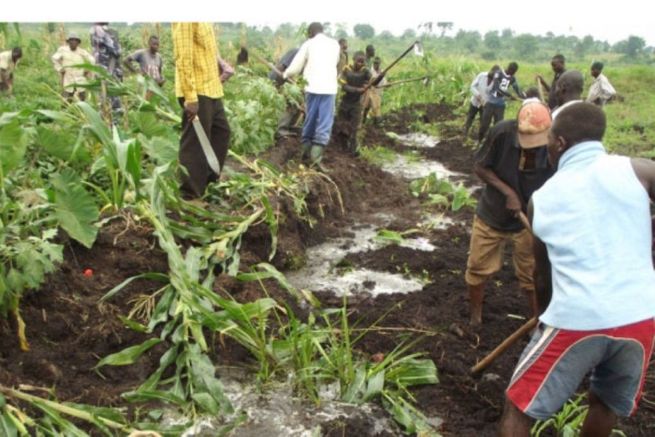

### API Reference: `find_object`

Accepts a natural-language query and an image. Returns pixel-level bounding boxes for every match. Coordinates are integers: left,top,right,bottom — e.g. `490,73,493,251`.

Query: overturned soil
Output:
1,103,653,436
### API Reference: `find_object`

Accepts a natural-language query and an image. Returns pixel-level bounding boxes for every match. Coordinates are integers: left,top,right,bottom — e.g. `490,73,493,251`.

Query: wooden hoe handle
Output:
470,317,538,374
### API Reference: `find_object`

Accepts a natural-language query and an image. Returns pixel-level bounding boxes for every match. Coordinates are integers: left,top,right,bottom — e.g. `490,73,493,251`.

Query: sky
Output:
3,0,654,46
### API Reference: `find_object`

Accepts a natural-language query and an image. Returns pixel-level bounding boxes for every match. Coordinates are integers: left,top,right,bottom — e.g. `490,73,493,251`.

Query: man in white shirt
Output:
51,33,95,102
463,65,498,138
0,47,22,96
587,62,616,106
283,22,340,166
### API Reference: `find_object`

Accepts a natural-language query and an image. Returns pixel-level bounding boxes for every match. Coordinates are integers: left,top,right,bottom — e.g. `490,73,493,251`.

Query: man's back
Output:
285,33,339,95
172,23,222,101
533,142,655,330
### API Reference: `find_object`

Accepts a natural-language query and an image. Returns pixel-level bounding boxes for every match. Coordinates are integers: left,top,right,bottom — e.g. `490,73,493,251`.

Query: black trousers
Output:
478,103,505,143
179,95,231,198
335,100,362,152
463,103,483,134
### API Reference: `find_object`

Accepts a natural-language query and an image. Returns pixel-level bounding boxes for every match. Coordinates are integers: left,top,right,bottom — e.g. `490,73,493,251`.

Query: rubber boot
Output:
301,143,312,163
468,282,485,326
310,144,326,171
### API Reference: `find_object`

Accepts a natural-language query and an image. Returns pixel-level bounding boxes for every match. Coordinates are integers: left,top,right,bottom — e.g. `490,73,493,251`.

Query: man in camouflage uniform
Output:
90,23,123,115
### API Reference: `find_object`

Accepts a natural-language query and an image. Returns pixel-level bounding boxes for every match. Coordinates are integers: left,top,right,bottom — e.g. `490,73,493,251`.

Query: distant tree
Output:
484,30,502,50
403,28,416,39
379,30,394,41
46,22,56,34
501,28,514,41
436,22,453,37
574,35,595,58
275,23,296,39
335,29,348,39
455,30,481,51
353,23,375,39
322,22,332,36
334,23,349,39
513,34,539,59
616,35,646,57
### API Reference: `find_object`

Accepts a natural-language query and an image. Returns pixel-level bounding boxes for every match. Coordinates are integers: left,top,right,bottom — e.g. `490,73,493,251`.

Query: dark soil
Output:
1,102,653,436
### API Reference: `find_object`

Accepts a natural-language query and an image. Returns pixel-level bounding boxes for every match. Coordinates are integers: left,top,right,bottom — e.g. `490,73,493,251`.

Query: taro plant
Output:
531,393,626,437
410,172,476,211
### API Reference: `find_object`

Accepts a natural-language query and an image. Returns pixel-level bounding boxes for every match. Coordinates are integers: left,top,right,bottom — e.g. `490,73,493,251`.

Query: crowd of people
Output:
0,24,652,437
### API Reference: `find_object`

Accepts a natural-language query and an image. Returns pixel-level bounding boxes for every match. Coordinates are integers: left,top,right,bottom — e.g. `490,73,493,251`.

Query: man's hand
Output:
357,87,366,94
536,74,547,87
184,101,199,120
505,191,522,216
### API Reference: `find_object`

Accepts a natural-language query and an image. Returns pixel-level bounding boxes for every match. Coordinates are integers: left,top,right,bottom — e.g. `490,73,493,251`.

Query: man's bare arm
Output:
528,199,551,313
631,158,655,201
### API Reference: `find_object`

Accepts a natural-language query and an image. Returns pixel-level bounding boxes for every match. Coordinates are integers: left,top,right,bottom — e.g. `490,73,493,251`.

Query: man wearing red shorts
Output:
499,102,655,436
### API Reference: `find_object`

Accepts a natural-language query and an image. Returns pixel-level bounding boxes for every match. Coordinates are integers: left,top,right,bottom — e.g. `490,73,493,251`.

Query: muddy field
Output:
1,103,653,436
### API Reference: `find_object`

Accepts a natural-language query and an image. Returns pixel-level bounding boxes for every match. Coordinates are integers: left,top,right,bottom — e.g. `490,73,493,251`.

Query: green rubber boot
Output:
301,143,312,163
310,144,326,170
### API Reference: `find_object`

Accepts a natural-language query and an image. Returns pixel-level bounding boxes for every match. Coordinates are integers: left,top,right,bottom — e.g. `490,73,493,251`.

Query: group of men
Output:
464,54,617,142
2,24,164,109
272,23,386,163
462,53,653,435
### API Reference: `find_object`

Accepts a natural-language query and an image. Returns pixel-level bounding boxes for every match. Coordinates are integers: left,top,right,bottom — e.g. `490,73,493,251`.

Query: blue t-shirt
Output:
533,141,655,330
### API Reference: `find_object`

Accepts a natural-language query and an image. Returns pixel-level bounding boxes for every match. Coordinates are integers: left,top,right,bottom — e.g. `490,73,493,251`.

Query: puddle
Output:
174,368,402,437
396,132,440,148
381,155,463,180
286,225,430,297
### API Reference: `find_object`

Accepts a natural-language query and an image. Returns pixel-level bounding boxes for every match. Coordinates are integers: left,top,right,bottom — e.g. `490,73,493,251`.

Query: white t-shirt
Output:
283,33,340,95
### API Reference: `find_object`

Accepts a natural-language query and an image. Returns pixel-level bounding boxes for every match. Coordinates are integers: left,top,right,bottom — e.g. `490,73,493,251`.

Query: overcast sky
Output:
5,0,654,46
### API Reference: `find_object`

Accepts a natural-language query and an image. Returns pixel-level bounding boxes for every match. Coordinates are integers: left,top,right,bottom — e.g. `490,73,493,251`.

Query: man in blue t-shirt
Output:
478,62,524,143
499,102,655,436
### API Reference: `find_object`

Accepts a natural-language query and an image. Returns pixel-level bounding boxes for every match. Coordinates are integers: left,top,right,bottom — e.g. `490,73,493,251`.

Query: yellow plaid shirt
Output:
172,23,223,102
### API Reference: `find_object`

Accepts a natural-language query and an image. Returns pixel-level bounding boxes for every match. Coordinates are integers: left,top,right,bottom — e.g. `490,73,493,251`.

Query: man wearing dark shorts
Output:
499,102,655,436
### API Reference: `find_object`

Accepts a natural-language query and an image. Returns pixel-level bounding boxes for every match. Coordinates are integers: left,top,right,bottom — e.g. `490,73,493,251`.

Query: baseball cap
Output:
67,32,81,42
517,101,552,149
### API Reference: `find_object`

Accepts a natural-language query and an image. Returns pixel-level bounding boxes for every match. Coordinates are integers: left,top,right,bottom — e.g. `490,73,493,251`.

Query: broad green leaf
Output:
0,413,17,437
0,120,28,174
191,392,220,415
51,169,100,248
96,338,162,368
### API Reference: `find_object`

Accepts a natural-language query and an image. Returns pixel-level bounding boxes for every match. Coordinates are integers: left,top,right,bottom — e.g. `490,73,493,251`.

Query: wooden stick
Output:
470,317,538,374
518,211,532,232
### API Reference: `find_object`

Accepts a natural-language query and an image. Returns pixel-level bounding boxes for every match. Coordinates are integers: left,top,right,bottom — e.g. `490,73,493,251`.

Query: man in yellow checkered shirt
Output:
172,22,230,198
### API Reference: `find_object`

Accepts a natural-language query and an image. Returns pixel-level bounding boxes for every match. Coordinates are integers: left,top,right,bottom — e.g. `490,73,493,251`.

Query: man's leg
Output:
302,93,319,159
309,94,336,165
465,216,506,325
209,98,231,172
498,398,532,437
493,105,506,125
348,102,363,156
580,392,617,437
463,104,478,137
478,103,493,143
179,95,214,198
511,228,538,317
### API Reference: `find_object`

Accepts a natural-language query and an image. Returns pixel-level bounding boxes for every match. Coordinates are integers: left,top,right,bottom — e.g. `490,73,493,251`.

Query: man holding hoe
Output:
499,102,655,436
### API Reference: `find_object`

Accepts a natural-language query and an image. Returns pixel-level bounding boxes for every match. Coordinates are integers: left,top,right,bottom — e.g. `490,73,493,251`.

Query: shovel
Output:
364,41,423,92
191,116,221,176
469,211,537,375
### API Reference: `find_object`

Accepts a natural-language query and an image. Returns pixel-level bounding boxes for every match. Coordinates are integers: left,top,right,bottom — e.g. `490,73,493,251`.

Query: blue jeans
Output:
302,93,336,147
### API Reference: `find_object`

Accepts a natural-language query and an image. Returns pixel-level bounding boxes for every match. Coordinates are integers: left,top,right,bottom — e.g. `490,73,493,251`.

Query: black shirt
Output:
547,70,565,110
340,65,372,104
474,120,554,232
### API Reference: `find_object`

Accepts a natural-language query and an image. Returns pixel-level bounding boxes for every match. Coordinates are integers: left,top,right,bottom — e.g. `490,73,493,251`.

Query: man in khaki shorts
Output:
465,101,555,325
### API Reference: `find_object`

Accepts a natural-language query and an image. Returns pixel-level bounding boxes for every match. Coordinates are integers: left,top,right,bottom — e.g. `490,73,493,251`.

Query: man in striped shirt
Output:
172,22,230,198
